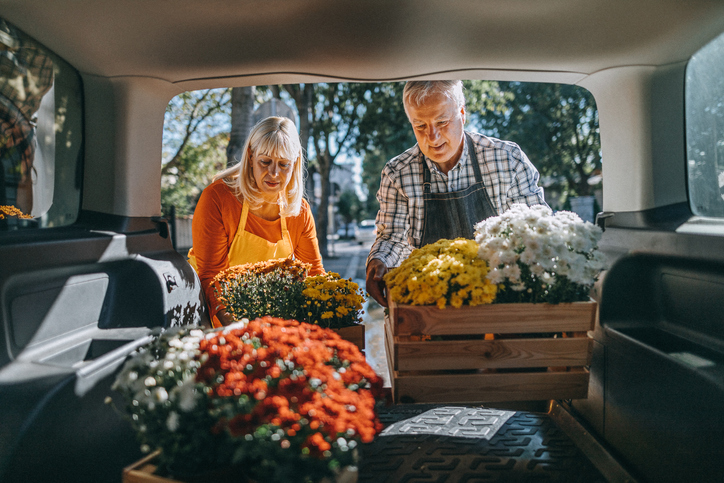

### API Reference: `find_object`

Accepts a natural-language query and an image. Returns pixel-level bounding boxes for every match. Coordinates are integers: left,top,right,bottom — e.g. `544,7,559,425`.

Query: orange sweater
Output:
191,178,325,317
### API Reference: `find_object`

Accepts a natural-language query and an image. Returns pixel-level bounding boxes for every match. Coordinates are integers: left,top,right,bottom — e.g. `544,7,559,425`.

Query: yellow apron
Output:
188,202,293,327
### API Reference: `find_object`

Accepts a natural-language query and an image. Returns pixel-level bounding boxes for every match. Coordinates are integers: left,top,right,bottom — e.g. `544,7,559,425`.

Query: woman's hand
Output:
365,258,389,307
217,310,236,326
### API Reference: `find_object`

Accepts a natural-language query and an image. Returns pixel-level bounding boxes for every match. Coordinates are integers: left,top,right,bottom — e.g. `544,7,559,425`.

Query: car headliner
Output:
3,0,723,219
3,0,724,88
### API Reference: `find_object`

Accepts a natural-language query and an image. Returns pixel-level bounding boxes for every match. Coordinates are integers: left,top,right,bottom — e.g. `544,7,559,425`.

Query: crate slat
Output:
390,300,596,336
395,337,592,371
332,324,365,351
386,295,597,404
394,368,590,404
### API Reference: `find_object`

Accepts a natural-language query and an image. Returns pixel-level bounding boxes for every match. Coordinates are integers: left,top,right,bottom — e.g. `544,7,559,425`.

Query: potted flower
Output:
383,237,498,309
213,259,367,350
0,204,33,230
212,258,310,322
382,204,606,404
474,203,606,304
301,272,366,350
113,316,384,483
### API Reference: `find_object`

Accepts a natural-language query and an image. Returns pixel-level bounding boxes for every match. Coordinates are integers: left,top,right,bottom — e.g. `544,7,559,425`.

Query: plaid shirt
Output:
367,131,547,268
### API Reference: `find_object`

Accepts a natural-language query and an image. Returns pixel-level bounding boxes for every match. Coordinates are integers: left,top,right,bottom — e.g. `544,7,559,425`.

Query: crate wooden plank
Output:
389,300,596,336
395,337,592,371
383,315,396,396
394,368,590,404
333,324,365,351
123,452,176,483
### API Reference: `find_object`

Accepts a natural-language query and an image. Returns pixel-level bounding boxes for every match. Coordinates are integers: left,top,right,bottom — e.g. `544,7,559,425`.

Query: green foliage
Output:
160,81,601,228
469,82,601,198
214,260,308,322
161,133,228,216
162,89,233,216
336,189,363,225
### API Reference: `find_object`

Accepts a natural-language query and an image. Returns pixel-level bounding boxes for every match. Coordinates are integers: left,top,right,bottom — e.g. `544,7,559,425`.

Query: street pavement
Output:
322,238,390,387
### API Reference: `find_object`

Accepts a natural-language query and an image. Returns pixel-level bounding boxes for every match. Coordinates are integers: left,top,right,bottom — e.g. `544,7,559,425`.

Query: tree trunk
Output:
227,86,255,167
316,152,332,258
283,84,316,208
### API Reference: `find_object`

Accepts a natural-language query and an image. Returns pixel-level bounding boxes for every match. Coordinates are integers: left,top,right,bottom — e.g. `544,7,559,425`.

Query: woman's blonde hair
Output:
213,116,305,217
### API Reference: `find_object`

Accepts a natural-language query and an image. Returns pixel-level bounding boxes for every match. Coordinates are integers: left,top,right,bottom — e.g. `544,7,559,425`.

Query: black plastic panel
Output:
599,252,724,482
0,214,206,483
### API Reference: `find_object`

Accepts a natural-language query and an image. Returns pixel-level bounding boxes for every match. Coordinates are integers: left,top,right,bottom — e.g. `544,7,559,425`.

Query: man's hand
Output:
366,258,389,307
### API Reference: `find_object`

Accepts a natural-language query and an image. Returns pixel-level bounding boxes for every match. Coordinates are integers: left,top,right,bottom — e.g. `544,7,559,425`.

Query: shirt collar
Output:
422,133,469,175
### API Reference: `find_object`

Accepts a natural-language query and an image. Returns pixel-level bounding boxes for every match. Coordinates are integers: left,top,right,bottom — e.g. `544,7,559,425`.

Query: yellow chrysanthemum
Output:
384,238,497,308
302,272,365,328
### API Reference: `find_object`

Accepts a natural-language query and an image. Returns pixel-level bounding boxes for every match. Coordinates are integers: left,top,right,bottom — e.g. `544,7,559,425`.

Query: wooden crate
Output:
332,324,365,352
123,452,175,483
385,295,597,404
123,452,251,483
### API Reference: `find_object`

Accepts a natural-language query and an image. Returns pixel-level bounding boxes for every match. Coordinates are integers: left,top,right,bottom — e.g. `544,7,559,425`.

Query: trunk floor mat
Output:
359,404,607,483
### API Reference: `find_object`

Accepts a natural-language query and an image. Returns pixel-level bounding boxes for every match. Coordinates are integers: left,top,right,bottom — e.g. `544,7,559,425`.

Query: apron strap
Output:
465,133,483,184
420,134,482,190
239,202,250,232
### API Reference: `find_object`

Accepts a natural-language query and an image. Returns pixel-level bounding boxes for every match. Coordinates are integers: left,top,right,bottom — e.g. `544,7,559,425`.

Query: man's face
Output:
406,92,466,168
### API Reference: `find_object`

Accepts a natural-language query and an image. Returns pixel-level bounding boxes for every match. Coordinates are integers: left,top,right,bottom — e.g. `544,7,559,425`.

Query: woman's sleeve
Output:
293,201,326,276
191,185,233,317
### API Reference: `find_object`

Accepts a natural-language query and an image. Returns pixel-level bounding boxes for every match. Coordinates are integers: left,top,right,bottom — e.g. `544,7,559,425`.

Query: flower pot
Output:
332,324,365,352
122,450,358,483
385,293,597,404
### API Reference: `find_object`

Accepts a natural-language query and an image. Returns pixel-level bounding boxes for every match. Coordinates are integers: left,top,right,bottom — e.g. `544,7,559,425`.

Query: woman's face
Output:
251,152,294,202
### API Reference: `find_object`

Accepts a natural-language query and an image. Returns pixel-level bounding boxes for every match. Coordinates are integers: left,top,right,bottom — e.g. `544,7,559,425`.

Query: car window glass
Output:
686,30,724,217
0,18,83,230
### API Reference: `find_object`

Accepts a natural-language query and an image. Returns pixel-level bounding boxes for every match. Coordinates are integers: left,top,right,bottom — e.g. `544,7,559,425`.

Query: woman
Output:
188,116,325,327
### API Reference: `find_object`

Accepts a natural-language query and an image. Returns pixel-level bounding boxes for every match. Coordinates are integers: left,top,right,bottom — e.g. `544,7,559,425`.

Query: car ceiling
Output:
3,0,724,87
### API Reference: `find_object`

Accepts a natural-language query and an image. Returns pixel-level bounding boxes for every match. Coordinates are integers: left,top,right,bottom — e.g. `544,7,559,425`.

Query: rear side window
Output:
686,30,724,217
0,19,83,230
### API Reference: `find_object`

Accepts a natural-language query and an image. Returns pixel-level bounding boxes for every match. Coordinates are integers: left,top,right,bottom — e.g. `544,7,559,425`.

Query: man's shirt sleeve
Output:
367,163,414,268
505,145,547,210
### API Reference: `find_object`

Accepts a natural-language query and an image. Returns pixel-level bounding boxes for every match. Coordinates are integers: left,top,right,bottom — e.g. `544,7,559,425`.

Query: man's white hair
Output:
403,80,466,113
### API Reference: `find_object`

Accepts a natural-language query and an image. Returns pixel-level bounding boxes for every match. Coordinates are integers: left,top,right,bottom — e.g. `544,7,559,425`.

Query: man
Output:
365,80,547,306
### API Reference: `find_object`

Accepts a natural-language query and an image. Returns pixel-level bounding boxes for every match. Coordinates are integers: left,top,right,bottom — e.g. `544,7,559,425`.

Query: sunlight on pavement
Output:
359,287,391,388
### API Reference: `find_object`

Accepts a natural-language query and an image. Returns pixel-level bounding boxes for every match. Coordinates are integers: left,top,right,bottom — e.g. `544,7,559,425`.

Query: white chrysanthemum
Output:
166,411,180,432
154,387,169,403
172,374,199,412
519,248,537,265
486,268,505,284
502,264,522,283
529,263,546,277
474,202,605,302
498,248,518,265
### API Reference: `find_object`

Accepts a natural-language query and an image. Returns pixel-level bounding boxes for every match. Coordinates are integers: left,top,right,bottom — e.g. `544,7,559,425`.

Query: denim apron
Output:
420,133,498,245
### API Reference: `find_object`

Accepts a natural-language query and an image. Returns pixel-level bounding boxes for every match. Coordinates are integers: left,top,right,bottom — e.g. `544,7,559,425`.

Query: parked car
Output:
354,220,377,245
1,1,724,482
336,223,354,240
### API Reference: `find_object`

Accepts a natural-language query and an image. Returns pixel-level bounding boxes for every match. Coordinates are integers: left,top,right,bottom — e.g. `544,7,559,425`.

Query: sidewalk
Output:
323,240,391,387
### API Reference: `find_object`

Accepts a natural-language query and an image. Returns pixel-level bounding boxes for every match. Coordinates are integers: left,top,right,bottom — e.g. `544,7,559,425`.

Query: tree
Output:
282,84,315,205
353,82,415,218
336,189,363,236
470,82,601,203
226,87,256,167
307,83,370,257
162,89,232,215
161,133,228,216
